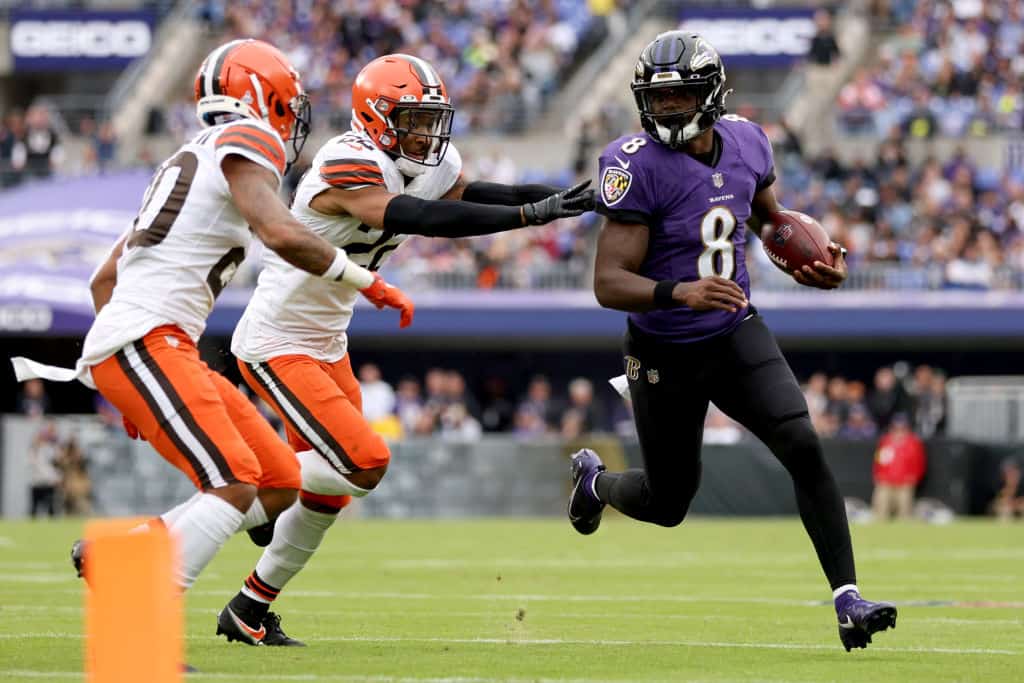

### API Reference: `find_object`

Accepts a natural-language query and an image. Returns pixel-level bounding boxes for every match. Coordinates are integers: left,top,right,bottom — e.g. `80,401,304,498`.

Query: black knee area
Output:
767,415,829,483
648,502,690,528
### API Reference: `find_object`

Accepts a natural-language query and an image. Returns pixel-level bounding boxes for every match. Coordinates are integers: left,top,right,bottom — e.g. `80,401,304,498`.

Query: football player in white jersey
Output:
214,53,594,645
11,41,413,630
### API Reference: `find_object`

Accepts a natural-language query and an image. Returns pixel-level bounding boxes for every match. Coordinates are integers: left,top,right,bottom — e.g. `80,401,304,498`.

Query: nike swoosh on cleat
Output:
229,610,266,642
838,615,856,630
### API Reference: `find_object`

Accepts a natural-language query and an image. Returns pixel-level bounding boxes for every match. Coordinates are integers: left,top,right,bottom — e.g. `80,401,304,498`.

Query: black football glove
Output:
521,179,595,225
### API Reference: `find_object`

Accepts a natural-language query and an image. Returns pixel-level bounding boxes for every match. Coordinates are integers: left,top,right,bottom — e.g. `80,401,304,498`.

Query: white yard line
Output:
0,633,1016,656
5,604,1020,627
0,672,811,683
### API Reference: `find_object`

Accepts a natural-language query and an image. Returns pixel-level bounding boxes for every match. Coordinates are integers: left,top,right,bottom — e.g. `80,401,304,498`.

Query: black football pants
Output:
596,314,857,590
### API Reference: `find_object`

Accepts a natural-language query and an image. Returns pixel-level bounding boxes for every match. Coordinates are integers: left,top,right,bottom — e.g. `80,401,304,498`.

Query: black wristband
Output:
653,280,678,309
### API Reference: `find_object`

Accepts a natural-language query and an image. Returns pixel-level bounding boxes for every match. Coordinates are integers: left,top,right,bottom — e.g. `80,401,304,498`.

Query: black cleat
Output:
568,448,606,535
217,605,267,645
71,539,86,579
261,612,306,647
836,591,898,652
246,519,277,547
217,605,306,647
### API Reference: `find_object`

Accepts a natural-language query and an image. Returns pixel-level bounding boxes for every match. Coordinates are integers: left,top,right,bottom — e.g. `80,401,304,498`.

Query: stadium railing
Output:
0,415,1004,519
947,377,1024,444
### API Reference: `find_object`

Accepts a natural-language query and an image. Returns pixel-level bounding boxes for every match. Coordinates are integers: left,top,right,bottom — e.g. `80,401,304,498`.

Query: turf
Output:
0,517,1021,682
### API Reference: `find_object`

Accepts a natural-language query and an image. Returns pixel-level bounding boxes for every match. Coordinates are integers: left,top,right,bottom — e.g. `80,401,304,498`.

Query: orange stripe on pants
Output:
238,354,389,473
90,325,297,490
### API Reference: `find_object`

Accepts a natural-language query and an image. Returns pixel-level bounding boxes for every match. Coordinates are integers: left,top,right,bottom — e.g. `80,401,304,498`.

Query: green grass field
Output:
0,517,1021,682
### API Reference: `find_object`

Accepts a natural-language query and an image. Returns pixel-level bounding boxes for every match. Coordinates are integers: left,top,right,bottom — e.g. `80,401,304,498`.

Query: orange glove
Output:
122,416,145,441
359,272,414,328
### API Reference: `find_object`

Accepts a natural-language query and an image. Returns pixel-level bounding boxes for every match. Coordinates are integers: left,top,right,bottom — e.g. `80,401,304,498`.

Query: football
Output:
760,209,833,275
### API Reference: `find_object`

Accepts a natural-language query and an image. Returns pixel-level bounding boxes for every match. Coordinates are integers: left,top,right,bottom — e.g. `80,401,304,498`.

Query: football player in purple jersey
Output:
568,30,897,651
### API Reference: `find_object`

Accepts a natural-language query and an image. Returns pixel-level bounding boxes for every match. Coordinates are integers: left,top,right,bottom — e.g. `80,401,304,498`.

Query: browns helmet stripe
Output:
202,39,246,98
400,54,441,87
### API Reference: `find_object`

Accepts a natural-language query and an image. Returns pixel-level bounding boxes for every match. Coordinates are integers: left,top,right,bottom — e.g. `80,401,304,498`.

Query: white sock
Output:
833,583,859,600
159,492,202,528
169,493,245,590
242,501,337,600
239,499,268,532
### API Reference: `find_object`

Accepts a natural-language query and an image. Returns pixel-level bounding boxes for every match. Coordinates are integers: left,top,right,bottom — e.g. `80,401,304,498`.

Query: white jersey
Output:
80,119,288,367
232,129,462,363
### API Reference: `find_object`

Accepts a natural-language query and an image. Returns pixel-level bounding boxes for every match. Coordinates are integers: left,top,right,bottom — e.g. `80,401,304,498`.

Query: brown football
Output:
761,209,833,275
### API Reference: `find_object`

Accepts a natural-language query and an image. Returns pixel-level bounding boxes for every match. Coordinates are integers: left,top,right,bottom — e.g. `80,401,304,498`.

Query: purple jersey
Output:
596,115,776,342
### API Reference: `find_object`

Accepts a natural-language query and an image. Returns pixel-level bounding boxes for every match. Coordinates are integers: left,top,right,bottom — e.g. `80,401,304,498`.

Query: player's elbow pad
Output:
383,194,523,237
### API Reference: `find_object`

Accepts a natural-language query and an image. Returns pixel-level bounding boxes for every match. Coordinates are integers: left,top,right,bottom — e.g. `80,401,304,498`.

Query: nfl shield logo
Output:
601,167,633,206
711,172,724,188
647,368,659,384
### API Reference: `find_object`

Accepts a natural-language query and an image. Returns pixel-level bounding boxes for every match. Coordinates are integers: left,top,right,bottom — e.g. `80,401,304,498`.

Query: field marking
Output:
1,633,1016,656
0,672,812,683
4,604,1021,627
0,572,75,584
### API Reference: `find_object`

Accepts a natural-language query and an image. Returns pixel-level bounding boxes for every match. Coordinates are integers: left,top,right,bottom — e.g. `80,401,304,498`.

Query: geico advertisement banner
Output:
678,8,816,66
9,10,155,71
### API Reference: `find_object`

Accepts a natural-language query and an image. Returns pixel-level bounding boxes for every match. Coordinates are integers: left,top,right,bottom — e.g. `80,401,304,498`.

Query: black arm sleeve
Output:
461,180,562,206
383,193,524,237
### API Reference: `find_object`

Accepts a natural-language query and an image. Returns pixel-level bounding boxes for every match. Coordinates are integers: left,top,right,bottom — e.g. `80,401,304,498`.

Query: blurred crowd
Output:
0,106,117,188
191,0,610,136
848,0,1024,137
768,120,1024,289
20,380,92,518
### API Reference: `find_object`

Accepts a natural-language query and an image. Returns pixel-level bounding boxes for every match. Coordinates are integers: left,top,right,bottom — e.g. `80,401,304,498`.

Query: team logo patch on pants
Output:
624,355,641,381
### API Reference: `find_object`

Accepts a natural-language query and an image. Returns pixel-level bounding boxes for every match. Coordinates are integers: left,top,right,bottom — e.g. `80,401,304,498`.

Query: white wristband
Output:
340,260,375,289
321,247,348,281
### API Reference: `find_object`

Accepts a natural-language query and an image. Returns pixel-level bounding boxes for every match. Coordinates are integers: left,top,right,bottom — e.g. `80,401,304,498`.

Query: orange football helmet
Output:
351,54,454,170
194,39,311,164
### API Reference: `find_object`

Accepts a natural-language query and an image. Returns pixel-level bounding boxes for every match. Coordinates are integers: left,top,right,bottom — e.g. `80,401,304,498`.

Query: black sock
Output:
229,591,269,624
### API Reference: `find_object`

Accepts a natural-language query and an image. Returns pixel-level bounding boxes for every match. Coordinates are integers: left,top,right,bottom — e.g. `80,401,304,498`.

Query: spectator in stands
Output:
871,413,926,521
57,436,92,516
867,366,912,430
808,9,841,67
21,105,62,179
839,404,879,440
826,375,852,425
991,457,1024,521
518,374,559,432
359,363,397,423
28,421,61,518
443,370,481,420
95,121,118,172
902,88,938,139
0,109,26,187
564,377,604,434
17,378,49,417
423,367,449,413
480,376,515,433
440,402,482,441
395,376,424,435
911,366,946,437
837,68,886,133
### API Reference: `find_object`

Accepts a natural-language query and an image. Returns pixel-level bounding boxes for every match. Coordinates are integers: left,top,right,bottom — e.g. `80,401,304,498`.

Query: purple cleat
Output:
835,590,898,651
568,448,606,535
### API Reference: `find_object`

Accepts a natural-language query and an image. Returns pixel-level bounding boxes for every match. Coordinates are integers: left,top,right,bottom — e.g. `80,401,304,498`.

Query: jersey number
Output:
697,207,737,279
127,150,242,299
620,137,647,154
350,224,399,271
129,151,198,248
